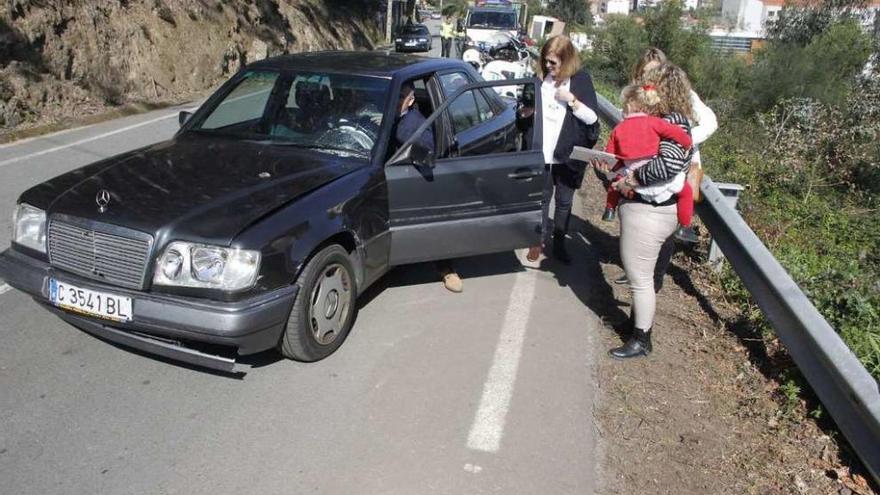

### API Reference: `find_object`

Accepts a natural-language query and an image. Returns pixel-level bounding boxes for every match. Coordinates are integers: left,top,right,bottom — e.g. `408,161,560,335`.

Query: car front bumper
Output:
0,248,298,373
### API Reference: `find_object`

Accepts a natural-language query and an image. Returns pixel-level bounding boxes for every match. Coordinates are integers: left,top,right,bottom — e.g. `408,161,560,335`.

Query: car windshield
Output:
402,25,429,35
468,11,517,29
190,70,390,158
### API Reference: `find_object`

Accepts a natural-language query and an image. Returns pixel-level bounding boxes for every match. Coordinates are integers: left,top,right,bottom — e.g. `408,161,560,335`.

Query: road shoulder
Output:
575,179,855,495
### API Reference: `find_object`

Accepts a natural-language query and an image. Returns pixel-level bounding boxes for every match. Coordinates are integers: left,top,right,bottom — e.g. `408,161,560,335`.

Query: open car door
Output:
385,78,544,265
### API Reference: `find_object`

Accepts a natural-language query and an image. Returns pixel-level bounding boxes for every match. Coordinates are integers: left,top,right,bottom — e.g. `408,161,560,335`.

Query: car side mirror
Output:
178,111,192,127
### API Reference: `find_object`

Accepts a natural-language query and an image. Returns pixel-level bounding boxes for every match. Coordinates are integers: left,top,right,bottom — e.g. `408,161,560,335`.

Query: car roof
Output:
247,51,468,78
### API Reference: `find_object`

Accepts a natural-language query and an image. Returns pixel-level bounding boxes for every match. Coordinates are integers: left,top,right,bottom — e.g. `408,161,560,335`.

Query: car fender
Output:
235,164,389,296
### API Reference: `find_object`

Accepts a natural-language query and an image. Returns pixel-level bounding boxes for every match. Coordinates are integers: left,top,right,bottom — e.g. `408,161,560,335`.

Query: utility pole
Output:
386,0,394,43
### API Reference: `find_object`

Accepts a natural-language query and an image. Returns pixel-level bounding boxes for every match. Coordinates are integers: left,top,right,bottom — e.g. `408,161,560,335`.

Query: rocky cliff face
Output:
1,0,382,136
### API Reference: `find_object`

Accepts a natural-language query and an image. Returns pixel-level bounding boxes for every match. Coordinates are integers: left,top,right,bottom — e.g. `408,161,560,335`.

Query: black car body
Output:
0,52,545,372
395,24,432,53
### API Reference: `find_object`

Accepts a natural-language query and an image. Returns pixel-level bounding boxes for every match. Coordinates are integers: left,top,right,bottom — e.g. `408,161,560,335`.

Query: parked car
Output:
0,52,544,372
395,23,433,53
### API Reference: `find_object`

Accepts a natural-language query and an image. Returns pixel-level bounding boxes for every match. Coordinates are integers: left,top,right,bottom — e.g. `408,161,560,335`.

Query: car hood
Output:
23,134,369,247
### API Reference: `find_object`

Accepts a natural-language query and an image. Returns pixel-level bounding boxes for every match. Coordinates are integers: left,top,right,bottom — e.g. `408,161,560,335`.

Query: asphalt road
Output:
0,21,603,494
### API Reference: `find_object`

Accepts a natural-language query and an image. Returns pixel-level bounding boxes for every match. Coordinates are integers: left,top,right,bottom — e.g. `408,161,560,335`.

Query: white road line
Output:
0,121,102,150
0,283,12,296
0,109,190,169
467,269,537,453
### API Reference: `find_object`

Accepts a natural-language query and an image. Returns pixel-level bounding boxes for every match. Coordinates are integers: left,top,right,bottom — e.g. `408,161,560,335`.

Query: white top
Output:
541,75,598,164
689,90,718,164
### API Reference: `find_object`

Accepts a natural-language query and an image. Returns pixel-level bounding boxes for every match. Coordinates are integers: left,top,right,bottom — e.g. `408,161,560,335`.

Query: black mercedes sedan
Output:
0,52,545,372
395,23,433,52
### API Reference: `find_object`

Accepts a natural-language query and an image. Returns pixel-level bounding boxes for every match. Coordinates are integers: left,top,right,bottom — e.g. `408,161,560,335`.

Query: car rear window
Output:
402,25,429,35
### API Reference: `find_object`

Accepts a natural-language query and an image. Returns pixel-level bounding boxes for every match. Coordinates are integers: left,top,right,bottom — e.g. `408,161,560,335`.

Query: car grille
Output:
48,218,154,290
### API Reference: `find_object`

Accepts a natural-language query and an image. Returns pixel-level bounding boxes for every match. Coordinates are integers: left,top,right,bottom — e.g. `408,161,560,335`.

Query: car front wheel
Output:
279,244,357,362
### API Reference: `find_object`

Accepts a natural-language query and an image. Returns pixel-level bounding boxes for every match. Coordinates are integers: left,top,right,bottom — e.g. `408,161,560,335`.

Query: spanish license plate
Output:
405,41,417,46
49,278,133,322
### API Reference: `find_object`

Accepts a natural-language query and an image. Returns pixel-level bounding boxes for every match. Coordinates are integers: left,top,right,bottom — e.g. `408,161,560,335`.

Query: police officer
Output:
440,15,454,58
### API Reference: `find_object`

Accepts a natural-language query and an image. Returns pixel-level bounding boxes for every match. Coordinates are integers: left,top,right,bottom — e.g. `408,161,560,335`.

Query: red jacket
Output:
605,113,692,160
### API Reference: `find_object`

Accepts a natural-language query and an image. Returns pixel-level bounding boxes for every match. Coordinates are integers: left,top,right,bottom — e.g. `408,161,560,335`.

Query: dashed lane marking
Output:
466,264,537,453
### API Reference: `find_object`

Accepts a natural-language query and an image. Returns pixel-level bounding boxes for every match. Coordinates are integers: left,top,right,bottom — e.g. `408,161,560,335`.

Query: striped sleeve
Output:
636,113,694,186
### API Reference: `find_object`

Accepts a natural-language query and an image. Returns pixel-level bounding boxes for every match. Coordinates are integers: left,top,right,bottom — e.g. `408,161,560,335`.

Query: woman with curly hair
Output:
598,52,717,359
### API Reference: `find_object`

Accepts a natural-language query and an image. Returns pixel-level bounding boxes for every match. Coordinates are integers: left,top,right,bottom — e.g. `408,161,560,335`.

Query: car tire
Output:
279,244,357,362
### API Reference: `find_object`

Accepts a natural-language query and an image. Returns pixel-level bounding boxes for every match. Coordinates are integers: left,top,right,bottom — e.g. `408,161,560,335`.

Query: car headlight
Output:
153,241,261,291
419,38,428,42
395,38,403,42
12,203,47,253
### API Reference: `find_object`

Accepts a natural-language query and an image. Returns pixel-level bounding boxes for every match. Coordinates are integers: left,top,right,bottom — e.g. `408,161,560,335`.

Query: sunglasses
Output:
545,59,559,66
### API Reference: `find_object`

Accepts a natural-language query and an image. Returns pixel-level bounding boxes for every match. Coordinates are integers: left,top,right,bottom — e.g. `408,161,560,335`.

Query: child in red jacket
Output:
603,84,694,226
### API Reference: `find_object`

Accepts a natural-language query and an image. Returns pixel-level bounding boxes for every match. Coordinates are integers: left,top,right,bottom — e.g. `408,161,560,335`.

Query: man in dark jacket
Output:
395,82,434,154
393,82,462,292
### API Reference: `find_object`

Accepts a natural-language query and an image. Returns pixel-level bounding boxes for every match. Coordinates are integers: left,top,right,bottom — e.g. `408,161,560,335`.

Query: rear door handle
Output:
508,168,541,180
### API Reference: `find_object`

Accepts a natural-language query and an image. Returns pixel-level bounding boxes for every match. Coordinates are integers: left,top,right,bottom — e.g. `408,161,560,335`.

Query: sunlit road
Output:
0,20,602,494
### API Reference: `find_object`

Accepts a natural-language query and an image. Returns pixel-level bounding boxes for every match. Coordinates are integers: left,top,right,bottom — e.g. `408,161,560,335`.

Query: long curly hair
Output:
639,63,696,122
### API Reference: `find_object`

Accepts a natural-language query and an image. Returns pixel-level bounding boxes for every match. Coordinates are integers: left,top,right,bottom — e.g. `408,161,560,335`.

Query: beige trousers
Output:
618,200,679,330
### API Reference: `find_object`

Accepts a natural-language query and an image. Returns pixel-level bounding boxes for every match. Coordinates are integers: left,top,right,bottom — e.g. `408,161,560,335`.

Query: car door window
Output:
439,72,482,134
474,90,496,121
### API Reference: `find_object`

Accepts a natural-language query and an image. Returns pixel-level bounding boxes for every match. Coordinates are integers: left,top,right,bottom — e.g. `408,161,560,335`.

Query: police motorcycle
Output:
463,32,536,99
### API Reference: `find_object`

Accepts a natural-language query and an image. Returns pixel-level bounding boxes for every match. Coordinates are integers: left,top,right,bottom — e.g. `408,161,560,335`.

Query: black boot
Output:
609,327,652,359
601,207,616,222
552,231,572,265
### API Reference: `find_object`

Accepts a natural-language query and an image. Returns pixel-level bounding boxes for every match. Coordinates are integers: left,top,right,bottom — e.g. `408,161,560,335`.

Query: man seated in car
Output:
393,82,463,293
394,81,434,154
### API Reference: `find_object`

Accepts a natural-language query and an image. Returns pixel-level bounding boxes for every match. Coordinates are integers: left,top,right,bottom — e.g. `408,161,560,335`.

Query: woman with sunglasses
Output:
526,35,600,264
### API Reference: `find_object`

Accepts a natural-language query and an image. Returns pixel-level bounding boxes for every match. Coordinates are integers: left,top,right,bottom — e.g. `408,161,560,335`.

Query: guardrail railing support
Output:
707,182,745,270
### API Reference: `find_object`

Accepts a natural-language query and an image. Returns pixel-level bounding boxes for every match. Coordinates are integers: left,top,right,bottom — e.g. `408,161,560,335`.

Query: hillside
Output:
0,0,382,138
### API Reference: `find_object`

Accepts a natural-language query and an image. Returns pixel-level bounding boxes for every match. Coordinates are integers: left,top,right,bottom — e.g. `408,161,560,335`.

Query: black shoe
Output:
551,232,572,265
601,208,616,222
614,274,629,285
609,327,652,359
674,225,698,243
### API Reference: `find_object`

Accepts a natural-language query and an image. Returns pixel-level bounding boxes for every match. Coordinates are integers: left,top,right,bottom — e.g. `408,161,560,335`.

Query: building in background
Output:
597,0,631,15
722,0,880,36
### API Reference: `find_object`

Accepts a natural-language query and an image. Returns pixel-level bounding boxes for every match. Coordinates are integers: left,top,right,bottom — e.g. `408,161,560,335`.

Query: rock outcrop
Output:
1,0,383,134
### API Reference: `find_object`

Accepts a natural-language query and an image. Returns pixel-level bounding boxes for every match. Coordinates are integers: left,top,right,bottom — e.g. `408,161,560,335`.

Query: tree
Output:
582,14,648,86
766,0,868,46
545,0,593,28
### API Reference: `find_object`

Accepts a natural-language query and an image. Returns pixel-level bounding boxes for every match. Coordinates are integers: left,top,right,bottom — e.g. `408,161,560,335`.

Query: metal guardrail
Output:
595,94,880,483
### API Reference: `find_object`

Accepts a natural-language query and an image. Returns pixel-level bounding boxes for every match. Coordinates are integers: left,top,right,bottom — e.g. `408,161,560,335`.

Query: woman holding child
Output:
598,49,717,359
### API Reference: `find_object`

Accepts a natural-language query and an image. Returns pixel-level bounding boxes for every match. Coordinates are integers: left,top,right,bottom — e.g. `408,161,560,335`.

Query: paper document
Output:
570,146,620,180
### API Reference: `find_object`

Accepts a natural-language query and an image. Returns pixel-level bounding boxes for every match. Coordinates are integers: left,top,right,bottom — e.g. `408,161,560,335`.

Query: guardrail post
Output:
707,182,745,270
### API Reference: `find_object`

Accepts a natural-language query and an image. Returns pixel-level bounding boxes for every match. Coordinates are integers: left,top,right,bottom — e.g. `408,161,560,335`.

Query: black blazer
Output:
552,70,600,189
